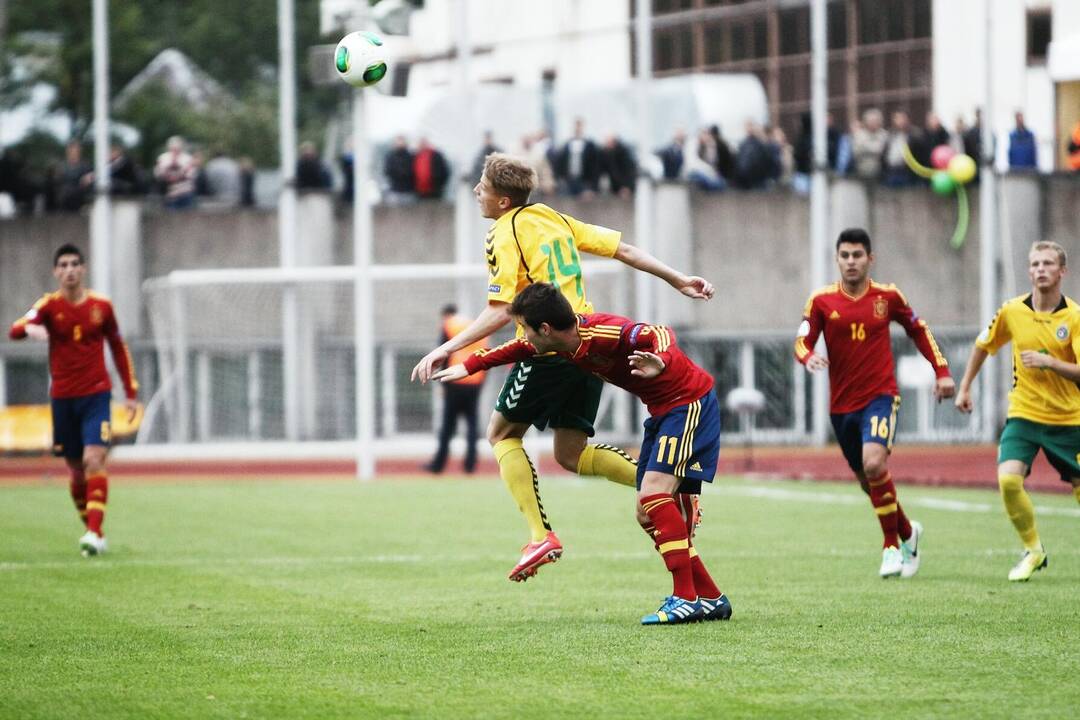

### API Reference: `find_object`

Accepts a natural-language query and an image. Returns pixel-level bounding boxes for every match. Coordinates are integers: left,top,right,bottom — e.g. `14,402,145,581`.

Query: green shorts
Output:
998,417,1080,483
495,354,603,435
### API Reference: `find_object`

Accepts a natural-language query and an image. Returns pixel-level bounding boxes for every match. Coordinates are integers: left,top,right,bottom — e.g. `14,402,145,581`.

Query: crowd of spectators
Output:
2,108,1078,218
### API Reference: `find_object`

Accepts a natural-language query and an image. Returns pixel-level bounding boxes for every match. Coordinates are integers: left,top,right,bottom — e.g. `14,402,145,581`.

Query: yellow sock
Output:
999,473,1041,552
493,439,549,543
1073,485,1080,505
577,443,637,488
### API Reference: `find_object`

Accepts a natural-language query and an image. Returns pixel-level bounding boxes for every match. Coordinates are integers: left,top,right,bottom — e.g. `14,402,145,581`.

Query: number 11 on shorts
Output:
657,435,678,464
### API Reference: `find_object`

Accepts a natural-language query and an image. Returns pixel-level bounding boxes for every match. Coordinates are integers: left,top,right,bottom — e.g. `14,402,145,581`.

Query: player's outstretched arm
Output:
431,364,469,383
612,242,714,300
955,346,989,413
411,301,512,383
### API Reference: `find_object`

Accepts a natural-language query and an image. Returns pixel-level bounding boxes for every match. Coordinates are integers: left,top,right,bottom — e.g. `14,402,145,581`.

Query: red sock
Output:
69,468,88,527
689,548,721,599
895,501,913,543
640,493,696,600
867,471,900,548
85,473,108,536
676,492,699,536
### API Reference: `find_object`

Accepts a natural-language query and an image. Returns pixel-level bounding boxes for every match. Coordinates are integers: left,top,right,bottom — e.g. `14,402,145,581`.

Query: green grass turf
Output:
2,475,1080,719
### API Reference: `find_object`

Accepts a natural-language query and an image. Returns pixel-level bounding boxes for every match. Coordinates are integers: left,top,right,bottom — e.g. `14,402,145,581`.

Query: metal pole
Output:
453,0,475,313
278,0,301,441
979,0,998,440
90,0,111,297
353,88,376,480
633,0,654,432
809,0,829,446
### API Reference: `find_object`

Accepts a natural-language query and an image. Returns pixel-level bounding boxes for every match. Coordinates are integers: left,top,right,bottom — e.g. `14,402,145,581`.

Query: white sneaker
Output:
879,546,903,578
900,521,923,578
1007,546,1047,582
79,531,106,557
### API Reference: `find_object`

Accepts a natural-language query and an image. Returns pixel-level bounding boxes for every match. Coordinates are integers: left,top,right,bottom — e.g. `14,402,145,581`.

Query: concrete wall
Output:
3,175,1079,344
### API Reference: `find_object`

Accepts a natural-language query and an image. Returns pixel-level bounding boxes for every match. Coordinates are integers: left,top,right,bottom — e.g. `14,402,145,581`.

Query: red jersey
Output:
9,291,138,400
463,312,714,416
794,280,949,413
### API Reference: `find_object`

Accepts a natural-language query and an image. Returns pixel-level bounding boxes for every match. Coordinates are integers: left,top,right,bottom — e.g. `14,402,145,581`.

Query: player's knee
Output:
83,448,106,474
862,456,887,479
554,445,581,473
998,473,1024,494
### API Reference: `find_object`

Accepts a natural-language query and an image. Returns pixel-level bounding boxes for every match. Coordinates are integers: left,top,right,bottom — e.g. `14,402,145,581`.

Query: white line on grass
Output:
714,484,1080,518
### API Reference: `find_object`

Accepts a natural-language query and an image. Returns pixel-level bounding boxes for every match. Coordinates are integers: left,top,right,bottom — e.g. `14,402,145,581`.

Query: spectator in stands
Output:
154,136,197,209
340,139,354,203
599,133,636,198
413,137,450,200
191,148,212,198
106,144,144,196
963,109,984,171
1008,111,1038,171
383,135,414,204
519,130,557,196
834,120,854,176
852,109,887,181
706,124,734,183
239,157,256,207
1067,120,1080,172
683,130,724,192
55,141,93,212
883,111,916,187
771,127,795,187
913,112,950,168
0,147,37,215
296,141,332,190
554,117,601,198
657,128,686,181
734,121,776,190
470,130,502,184
204,147,241,205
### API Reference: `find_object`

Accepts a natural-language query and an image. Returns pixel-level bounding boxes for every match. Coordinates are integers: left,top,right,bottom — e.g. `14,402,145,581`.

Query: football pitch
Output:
3,474,1080,719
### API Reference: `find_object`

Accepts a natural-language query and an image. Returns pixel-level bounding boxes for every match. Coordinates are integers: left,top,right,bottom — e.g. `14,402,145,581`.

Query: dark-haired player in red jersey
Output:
9,244,138,557
794,228,954,578
433,282,730,625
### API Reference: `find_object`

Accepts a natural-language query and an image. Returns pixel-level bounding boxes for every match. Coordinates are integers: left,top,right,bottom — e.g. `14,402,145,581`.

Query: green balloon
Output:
931,171,956,196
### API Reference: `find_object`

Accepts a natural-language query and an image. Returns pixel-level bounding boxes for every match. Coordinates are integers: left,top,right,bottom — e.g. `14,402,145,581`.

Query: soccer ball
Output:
334,31,388,88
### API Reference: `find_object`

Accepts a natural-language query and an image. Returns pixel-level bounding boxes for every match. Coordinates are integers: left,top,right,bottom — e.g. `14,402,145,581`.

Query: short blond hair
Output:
483,153,537,208
1030,241,1067,267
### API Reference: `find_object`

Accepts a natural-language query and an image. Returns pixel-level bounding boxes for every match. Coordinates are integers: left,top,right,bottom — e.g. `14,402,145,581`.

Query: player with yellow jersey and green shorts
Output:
957,241,1080,581
412,153,714,582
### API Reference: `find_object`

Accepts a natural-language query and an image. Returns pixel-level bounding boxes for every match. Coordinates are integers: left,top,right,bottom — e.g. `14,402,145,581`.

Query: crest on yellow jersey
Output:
873,297,888,319
1056,324,1069,341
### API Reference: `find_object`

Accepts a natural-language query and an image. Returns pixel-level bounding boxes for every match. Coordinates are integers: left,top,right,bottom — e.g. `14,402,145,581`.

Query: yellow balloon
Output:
948,154,977,185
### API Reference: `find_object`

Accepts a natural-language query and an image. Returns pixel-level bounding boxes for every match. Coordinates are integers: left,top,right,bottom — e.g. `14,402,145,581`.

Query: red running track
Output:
0,445,1071,494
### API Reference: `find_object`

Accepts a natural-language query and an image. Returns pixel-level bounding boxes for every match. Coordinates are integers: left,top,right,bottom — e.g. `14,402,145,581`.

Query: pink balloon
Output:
930,145,956,170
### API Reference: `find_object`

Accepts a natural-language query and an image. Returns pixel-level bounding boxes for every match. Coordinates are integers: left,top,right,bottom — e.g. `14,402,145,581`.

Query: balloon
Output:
931,171,956,196
948,154,977,184
930,144,956,170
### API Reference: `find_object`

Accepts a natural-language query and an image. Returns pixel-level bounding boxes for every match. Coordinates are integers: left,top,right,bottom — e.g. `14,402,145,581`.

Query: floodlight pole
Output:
978,0,999,441
453,0,475,314
633,0,655,432
90,0,111,297
809,0,829,446
353,91,376,481
278,0,302,442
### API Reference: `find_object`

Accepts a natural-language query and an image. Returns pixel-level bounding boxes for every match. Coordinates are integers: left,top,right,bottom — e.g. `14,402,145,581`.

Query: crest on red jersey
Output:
90,306,103,325
873,296,888,319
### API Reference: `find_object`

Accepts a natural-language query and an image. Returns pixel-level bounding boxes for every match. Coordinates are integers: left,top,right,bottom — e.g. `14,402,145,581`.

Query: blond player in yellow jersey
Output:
956,241,1080,581
412,153,714,582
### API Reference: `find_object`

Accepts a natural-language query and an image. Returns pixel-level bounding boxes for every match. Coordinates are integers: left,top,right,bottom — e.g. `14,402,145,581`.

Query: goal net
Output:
140,263,634,473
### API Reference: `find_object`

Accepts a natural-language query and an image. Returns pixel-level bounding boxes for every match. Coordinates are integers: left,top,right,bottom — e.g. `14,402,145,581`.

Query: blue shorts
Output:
829,394,900,475
636,390,721,495
51,391,112,460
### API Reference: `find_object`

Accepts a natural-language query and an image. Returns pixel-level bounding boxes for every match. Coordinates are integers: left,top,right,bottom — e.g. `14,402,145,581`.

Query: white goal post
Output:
140,261,632,479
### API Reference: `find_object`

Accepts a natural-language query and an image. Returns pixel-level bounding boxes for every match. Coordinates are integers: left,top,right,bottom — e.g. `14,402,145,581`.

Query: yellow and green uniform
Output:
977,293,1080,480
485,203,621,433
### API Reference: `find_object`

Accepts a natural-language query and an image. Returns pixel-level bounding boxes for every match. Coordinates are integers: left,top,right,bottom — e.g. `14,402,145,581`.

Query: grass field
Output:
3,474,1080,719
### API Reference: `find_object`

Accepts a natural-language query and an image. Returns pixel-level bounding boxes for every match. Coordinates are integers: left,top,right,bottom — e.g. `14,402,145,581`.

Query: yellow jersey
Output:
485,203,621,334
976,294,1080,425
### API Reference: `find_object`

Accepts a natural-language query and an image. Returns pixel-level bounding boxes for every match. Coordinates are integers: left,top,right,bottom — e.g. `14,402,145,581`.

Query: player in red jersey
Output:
434,282,731,625
9,244,138,557
794,229,954,578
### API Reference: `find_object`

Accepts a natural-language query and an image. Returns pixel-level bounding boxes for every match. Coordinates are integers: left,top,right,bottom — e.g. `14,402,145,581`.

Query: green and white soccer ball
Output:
334,31,388,88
